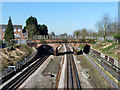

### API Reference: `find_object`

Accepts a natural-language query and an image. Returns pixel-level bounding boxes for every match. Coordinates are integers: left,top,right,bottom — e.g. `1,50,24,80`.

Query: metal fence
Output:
0,49,37,79
14,39,27,45
32,35,116,41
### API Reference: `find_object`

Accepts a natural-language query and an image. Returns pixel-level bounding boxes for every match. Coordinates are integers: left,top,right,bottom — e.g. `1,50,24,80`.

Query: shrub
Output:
81,39,86,43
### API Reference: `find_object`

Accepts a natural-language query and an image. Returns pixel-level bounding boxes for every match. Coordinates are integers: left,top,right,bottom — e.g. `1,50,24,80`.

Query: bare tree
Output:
96,14,111,40
96,21,104,37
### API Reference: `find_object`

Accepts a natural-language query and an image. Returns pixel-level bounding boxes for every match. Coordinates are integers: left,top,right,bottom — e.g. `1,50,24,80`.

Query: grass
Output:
102,43,117,52
78,44,86,50
92,41,119,60
77,54,112,88
1,44,34,70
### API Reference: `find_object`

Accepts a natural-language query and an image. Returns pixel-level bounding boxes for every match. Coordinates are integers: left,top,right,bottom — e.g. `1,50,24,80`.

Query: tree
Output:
80,28,88,37
26,16,38,38
27,24,37,38
26,16,38,26
113,33,120,43
40,24,48,35
51,32,55,36
4,16,14,42
25,16,49,37
22,26,26,33
73,30,80,36
96,15,111,40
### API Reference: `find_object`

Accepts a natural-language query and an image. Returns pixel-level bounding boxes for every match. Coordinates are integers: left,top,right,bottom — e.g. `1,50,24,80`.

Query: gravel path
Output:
74,55,93,88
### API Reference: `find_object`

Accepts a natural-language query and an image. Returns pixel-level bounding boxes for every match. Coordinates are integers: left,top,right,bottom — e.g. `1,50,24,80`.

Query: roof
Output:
0,24,22,29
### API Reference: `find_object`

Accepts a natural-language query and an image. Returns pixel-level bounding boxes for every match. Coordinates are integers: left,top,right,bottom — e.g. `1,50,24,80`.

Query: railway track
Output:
1,55,49,89
65,45,82,89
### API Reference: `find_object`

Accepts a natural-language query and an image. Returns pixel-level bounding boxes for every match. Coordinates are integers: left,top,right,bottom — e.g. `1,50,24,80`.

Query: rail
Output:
90,52,120,81
1,49,37,79
77,47,119,89
66,45,82,89
1,55,49,89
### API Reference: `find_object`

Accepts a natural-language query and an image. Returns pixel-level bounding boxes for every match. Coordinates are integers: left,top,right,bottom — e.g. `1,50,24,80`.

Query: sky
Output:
1,2,118,35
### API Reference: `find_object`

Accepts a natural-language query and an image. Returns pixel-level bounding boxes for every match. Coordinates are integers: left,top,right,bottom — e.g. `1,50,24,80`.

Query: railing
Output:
89,53,120,81
31,35,116,41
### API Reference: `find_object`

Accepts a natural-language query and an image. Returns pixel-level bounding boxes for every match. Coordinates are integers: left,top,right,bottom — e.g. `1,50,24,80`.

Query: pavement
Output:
19,55,54,88
58,44,66,88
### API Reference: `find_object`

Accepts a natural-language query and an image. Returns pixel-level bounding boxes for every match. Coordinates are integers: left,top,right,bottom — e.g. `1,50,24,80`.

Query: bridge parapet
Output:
32,35,99,40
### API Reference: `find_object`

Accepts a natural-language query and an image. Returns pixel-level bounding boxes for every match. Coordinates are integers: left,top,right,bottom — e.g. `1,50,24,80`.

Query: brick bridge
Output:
27,39,92,55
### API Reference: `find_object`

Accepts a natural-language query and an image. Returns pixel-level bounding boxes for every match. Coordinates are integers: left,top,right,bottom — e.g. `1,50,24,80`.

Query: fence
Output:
14,39,27,45
77,47,119,89
0,49,37,80
32,35,116,41
90,52,120,80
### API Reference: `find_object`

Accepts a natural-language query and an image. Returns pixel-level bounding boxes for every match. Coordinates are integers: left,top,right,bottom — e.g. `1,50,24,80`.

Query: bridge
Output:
32,35,98,40
27,35,93,55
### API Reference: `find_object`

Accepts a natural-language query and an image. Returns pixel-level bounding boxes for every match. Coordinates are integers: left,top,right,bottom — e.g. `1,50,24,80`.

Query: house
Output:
0,25,28,40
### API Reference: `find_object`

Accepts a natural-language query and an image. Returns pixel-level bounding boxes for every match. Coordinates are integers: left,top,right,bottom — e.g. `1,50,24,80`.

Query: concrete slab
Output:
58,44,66,88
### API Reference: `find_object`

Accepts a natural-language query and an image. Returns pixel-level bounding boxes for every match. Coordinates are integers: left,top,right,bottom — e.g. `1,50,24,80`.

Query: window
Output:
14,29,16,32
14,34,20,38
18,29,21,32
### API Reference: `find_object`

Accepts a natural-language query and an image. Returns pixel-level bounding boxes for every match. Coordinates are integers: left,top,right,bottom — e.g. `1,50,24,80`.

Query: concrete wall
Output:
90,48,119,67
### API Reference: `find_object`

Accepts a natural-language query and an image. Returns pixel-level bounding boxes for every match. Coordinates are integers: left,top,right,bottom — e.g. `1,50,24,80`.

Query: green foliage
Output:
79,44,86,50
26,16,38,38
39,24,48,35
25,16,48,38
80,39,86,43
2,42,6,48
102,43,117,52
106,40,113,42
40,39,46,44
62,39,68,43
88,39,96,44
73,28,88,37
113,33,120,39
4,17,14,42
26,16,38,26
22,26,26,33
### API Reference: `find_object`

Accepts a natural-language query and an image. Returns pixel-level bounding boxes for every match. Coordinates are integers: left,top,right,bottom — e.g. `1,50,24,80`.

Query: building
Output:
0,25,28,40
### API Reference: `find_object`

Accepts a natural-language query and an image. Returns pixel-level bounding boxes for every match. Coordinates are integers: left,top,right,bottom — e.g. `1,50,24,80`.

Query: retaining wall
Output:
90,48,119,68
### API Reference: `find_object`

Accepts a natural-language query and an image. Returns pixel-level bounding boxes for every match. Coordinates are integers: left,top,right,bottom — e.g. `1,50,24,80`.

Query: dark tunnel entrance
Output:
83,44,90,54
37,45,54,58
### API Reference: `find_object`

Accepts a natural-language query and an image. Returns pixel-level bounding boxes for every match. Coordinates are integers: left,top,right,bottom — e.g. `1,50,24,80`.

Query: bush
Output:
2,43,6,48
62,39,68,43
40,39,46,44
106,40,113,42
10,47,15,51
80,39,86,43
88,39,96,44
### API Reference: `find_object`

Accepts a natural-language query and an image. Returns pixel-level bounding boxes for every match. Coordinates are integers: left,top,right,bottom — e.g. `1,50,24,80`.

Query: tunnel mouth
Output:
37,45,54,56
83,44,90,54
